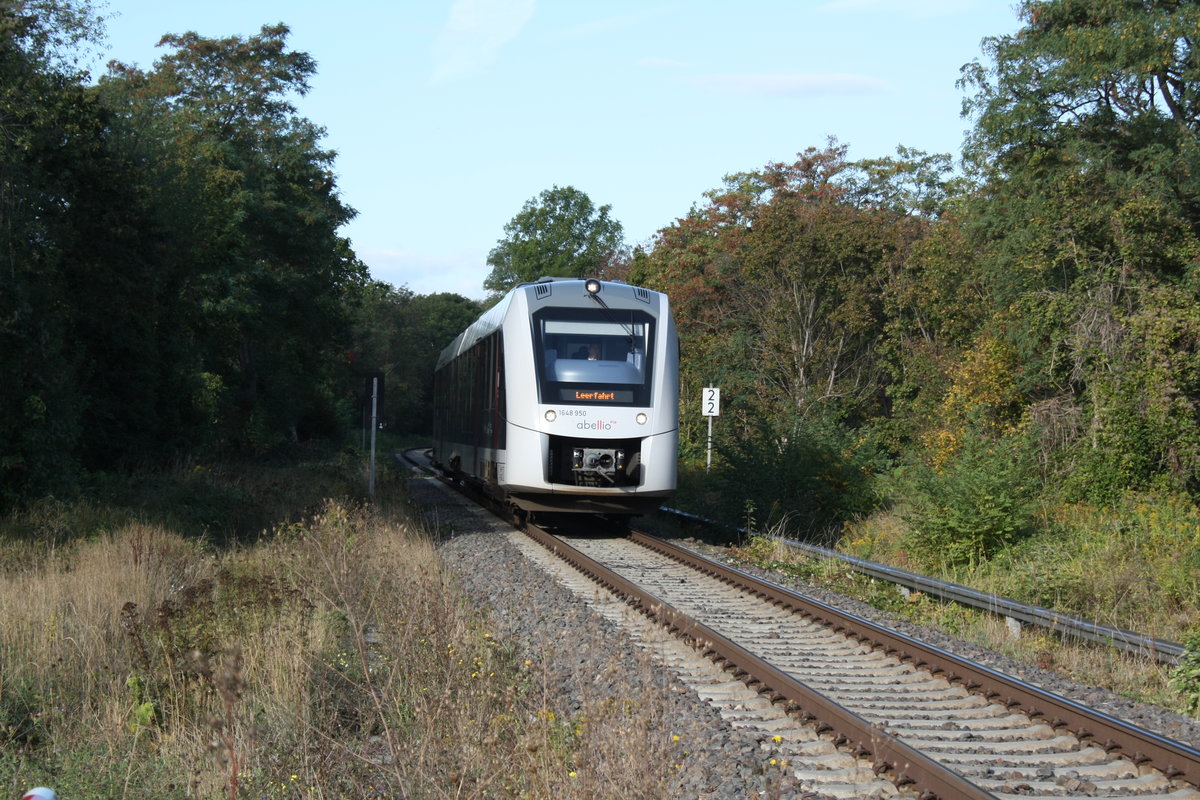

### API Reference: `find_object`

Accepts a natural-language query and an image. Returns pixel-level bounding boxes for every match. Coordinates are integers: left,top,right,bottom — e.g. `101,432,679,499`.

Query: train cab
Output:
432,277,678,517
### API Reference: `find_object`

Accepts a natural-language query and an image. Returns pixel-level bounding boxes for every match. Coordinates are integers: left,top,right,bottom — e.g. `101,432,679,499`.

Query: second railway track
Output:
521,523,1200,800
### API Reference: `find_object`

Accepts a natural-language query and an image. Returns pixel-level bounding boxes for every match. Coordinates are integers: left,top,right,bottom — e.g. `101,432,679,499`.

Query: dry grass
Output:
0,466,698,798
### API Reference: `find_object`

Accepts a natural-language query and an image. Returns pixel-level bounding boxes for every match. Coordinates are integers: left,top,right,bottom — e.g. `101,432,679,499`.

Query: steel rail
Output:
406,457,1185,664
659,506,1186,665
520,523,997,800
403,450,1200,792
631,529,1200,793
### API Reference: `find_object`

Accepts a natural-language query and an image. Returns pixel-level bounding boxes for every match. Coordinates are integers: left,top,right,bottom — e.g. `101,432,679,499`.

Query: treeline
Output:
0,3,480,509
9,0,1200,569
615,0,1200,561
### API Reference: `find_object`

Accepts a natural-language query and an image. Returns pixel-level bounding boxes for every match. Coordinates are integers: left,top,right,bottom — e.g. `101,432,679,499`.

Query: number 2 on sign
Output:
702,387,720,417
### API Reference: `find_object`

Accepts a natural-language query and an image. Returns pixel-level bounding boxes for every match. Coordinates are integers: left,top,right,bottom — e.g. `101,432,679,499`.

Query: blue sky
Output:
96,1,1023,300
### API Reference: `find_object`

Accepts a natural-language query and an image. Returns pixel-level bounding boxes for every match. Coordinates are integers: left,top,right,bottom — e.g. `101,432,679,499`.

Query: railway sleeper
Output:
978,768,1151,790
851,699,1005,716
931,744,1115,767
982,773,1194,799
749,633,873,650
978,760,1139,782
893,722,1058,742
506,530,903,798
786,766,901,798
742,647,904,665
914,733,1084,754
855,702,1027,722
757,660,921,676
689,677,762,700
795,673,952,690
727,713,820,735
877,712,1052,731
819,685,971,703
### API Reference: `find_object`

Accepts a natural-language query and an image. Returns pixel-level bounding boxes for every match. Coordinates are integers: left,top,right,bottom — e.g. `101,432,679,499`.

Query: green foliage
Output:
736,150,898,418
1,8,380,510
0,677,46,748
700,412,885,538
483,185,627,298
0,3,99,504
846,145,960,218
7,0,1200,653
646,142,944,475
962,0,1200,196
1169,627,1200,715
1052,283,1200,504
898,429,1037,569
1039,494,1200,611
345,283,480,435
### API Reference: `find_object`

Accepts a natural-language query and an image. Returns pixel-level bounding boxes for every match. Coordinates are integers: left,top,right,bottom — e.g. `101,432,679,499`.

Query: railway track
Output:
519,524,1200,800
401,450,1200,798
658,506,1186,665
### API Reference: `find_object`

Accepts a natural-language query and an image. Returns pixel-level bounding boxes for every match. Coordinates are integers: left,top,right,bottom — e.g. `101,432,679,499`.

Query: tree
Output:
346,285,480,434
0,7,431,507
961,0,1200,225
483,185,626,297
736,145,931,421
642,143,945,531
100,24,366,453
0,0,106,503
952,0,1200,500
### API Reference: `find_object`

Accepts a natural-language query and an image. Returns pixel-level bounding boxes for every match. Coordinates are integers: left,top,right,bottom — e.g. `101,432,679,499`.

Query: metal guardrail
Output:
659,506,1187,666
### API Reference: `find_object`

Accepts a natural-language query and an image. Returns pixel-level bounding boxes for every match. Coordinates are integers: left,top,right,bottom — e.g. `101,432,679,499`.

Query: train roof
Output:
434,278,665,370
434,290,512,370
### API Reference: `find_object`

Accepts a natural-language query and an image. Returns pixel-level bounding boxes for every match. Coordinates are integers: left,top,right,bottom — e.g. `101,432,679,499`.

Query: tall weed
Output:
1170,628,1200,715
1,464,699,797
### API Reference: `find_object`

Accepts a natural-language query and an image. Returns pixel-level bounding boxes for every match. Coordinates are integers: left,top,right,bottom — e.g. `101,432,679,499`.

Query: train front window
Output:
533,308,655,406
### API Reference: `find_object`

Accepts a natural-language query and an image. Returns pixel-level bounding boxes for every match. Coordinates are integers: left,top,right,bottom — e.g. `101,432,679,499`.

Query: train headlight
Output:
585,278,602,295
544,410,557,422
636,412,648,425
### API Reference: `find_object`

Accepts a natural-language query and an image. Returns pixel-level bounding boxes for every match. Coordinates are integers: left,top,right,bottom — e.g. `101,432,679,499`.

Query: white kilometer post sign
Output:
702,387,720,471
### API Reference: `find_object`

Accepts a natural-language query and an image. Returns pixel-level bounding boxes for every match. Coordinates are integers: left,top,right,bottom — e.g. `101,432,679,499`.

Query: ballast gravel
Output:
690,542,1200,754
413,477,808,799
408,475,1200,800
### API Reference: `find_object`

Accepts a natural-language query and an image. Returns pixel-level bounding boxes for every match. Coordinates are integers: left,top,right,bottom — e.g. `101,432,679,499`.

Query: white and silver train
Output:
432,277,678,517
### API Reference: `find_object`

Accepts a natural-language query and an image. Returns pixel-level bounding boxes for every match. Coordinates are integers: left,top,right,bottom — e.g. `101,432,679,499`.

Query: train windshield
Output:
532,307,655,406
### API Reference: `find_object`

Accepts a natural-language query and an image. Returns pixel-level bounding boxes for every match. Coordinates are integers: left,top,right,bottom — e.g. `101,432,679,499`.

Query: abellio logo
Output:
576,420,616,431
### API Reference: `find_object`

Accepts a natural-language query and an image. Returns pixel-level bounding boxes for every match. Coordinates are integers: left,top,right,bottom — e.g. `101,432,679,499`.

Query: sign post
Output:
702,387,720,471
368,375,379,497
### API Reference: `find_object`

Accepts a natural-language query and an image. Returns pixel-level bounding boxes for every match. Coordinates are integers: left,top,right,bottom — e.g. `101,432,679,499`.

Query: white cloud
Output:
697,73,888,97
431,0,536,83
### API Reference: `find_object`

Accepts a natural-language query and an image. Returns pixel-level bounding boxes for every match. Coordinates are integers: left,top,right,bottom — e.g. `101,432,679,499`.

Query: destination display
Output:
561,387,634,403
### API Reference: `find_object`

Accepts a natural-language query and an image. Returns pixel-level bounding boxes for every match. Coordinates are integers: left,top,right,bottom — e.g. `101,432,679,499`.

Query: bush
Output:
1169,628,1200,716
897,428,1036,569
697,413,886,539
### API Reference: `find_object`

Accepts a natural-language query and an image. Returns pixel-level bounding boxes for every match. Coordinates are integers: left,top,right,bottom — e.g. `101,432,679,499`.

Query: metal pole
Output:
706,415,713,472
369,376,378,496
